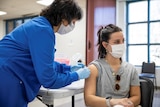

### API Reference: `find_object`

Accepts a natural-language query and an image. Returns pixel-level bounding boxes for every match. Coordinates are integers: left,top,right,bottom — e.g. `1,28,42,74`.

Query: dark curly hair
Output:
97,24,122,58
40,0,82,26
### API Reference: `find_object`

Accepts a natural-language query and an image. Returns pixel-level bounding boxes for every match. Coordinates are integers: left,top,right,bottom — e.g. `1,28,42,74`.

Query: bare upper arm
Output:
129,85,141,106
130,85,140,97
84,64,109,107
84,64,98,96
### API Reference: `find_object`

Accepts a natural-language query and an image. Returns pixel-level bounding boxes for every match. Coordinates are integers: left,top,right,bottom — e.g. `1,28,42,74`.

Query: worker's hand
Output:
71,63,85,71
75,67,90,79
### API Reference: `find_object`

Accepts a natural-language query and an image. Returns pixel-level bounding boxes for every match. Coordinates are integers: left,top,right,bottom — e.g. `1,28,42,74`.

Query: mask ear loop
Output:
105,43,109,53
105,43,114,56
103,42,110,57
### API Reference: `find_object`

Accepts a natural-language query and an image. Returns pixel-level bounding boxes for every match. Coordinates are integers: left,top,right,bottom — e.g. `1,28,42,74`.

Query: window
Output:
126,0,160,66
5,16,37,34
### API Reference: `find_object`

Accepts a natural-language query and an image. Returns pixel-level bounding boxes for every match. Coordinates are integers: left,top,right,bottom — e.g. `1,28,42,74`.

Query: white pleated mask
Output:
57,22,75,35
109,44,125,58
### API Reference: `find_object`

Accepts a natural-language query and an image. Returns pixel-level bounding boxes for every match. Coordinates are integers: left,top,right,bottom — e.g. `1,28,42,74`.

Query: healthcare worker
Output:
0,0,90,107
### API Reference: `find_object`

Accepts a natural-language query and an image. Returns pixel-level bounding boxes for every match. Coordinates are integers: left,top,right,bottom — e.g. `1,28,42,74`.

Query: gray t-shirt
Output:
90,59,140,99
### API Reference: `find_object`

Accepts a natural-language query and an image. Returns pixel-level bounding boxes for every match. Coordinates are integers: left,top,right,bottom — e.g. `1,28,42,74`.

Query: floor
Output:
153,89,160,107
29,89,160,107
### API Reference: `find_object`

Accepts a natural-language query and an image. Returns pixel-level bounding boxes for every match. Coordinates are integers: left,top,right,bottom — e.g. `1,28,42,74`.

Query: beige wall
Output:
0,20,5,40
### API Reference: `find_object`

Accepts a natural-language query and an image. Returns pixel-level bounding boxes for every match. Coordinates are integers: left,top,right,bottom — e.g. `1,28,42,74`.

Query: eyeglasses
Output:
115,75,121,90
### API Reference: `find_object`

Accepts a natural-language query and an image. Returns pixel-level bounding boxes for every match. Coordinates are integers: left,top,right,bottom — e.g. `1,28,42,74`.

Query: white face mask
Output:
108,44,125,58
57,22,75,35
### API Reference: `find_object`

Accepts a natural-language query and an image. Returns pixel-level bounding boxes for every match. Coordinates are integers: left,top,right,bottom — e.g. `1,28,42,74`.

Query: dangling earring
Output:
106,48,108,52
105,47,109,52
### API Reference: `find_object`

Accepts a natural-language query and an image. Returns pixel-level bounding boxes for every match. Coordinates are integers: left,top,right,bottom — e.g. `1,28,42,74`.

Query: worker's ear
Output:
61,19,68,26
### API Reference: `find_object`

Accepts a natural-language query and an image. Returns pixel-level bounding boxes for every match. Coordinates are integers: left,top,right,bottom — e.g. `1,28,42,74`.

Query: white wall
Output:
116,0,127,61
116,0,126,33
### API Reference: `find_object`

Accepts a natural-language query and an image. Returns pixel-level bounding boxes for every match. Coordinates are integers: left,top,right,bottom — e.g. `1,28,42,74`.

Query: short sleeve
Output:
131,67,140,86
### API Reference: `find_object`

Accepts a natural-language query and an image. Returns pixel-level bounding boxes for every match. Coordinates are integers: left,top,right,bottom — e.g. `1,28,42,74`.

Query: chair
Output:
139,62,157,90
139,76,154,107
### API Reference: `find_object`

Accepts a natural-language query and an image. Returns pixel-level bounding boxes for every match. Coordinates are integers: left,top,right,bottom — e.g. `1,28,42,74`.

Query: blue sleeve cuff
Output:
70,71,79,81
63,64,71,71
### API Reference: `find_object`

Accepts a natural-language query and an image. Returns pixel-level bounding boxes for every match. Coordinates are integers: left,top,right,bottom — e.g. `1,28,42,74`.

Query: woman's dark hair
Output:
40,0,82,26
97,24,122,58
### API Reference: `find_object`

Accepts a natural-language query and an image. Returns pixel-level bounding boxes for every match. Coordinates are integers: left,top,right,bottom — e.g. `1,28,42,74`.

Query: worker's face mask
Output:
107,43,125,58
57,22,75,35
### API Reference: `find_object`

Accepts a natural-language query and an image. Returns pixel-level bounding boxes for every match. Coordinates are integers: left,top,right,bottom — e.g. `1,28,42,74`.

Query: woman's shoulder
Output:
89,59,107,66
122,61,135,68
122,61,137,73
88,59,108,77
88,59,110,72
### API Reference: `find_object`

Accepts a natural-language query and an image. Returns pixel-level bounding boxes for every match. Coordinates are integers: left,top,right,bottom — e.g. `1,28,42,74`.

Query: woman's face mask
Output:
57,22,75,35
107,43,125,58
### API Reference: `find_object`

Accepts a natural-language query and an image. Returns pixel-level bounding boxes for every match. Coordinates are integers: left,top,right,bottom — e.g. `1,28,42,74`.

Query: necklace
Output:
112,72,116,76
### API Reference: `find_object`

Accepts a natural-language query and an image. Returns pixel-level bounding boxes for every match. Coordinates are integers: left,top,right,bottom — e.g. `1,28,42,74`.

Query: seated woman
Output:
84,24,140,107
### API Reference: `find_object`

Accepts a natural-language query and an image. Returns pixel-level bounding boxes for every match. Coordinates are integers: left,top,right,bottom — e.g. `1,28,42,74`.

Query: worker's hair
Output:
97,24,122,58
40,0,82,26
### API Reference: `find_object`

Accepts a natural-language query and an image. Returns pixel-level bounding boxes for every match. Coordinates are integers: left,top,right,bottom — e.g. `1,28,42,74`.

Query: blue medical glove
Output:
75,67,90,79
71,63,85,72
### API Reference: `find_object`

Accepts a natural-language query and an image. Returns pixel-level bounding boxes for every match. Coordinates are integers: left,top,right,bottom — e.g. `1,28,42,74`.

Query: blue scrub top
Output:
0,16,78,102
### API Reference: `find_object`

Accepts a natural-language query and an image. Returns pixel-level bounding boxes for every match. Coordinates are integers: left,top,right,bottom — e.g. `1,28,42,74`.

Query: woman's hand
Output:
110,98,134,107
